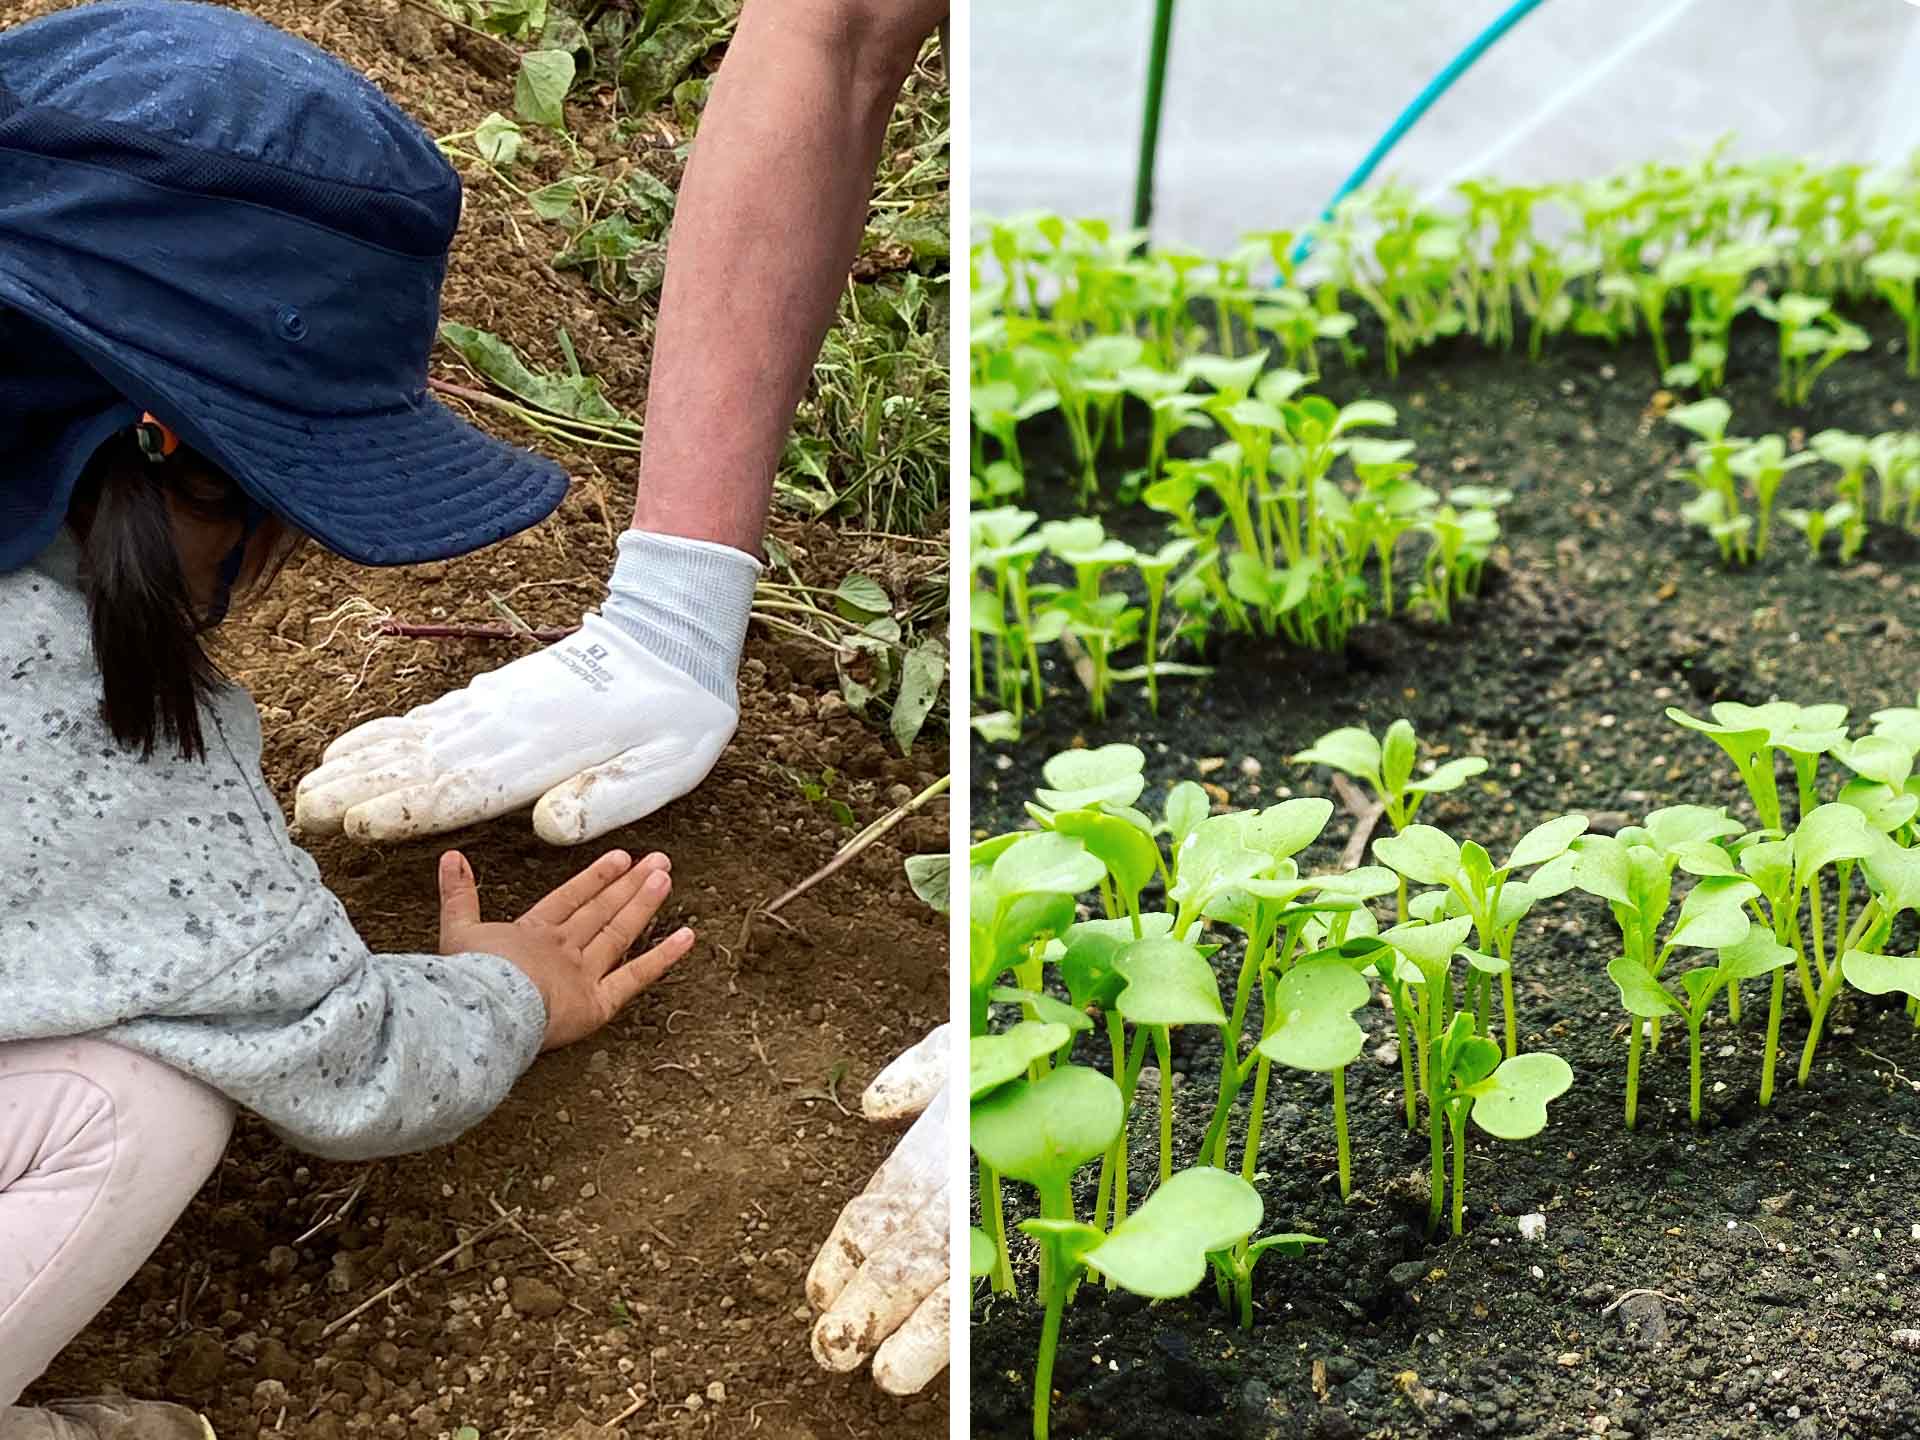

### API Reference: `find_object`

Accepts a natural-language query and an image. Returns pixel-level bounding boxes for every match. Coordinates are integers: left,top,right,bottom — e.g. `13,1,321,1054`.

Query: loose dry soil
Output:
4,2,950,1436
972,308,1920,1440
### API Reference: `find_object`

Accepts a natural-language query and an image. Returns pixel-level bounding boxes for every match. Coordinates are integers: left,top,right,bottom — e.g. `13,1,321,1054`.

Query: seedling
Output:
1018,1166,1275,1438
1757,292,1868,405
1606,912,1792,1127
1781,499,1858,562
1113,937,1228,1183
1865,249,1920,376
1811,430,1872,562
1252,953,1372,1198
1375,814,1588,1058
1293,720,1490,854
1778,804,1889,1085
1666,701,1849,832
1667,399,1751,564
970,506,1052,722
1036,518,1141,721
1866,432,1920,527
1569,806,1751,1124
972,1064,1123,1440
1727,436,1819,560
1840,830,1920,1021
1129,538,1199,713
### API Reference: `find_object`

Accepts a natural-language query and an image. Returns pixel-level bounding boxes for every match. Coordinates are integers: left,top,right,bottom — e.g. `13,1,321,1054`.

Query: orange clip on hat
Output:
136,411,179,462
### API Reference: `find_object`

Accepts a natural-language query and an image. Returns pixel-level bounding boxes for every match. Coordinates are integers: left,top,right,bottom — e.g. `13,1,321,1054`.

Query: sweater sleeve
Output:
110,879,548,1161
1,550,548,1159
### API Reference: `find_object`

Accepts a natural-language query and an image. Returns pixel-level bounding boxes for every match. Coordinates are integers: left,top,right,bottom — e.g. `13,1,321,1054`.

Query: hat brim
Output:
159,372,574,567
0,279,571,567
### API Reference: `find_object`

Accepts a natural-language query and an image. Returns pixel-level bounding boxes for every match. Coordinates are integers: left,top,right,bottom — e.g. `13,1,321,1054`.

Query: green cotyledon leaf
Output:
1862,830,1920,915
1163,782,1211,851
988,831,1108,903
1052,809,1161,901
1080,1167,1263,1298
1035,744,1147,813
970,1064,1123,1187
1608,955,1680,1019
1639,804,1745,854
989,988,1094,1035
1256,957,1371,1072
1057,913,1176,1011
969,1227,996,1277
969,1022,1070,1099
1840,949,1920,1000
1373,825,1463,886
1381,720,1418,795
1716,929,1795,982
1665,875,1759,949
1406,756,1490,794
1171,815,1276,911
1466,1052,1574,1140
1291,727,1383,784
1114,939,1228,1029
1378,916,1475,984
1569,834,1634,909
1506,814,1590,871
1241,797,1336,866
1792,804,1878,888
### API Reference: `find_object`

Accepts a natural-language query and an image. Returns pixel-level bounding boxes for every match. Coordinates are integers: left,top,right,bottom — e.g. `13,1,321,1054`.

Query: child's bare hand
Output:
437,848,694,1051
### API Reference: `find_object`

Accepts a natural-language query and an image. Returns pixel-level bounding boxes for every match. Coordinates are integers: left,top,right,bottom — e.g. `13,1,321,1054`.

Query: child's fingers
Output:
596,926,695,1015
577,867,673,971
518,849,637,926
436,851,483,946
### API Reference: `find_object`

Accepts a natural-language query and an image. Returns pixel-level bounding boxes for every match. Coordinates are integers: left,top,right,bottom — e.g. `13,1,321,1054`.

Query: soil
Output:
5,2,949,1436
971,306,1920,1439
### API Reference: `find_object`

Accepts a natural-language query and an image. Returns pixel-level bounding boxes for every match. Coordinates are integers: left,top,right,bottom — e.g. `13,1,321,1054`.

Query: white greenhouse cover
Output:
971,0,1920,254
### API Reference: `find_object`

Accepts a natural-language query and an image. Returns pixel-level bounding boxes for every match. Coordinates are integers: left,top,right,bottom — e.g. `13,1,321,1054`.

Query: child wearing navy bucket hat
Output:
0,4,698,1432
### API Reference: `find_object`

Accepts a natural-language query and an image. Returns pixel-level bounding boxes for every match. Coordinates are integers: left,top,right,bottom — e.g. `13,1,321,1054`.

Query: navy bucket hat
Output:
0,0,570,570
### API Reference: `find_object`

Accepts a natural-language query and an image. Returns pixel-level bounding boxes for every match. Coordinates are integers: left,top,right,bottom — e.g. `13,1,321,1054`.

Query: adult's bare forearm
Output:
632,0,947,551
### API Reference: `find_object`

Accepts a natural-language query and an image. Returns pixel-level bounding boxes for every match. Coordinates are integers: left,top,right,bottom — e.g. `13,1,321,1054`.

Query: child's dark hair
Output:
68,432,296,761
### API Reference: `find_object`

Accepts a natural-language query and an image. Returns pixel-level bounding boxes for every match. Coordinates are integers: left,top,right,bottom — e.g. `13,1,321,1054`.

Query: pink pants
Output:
0,1038,234,1405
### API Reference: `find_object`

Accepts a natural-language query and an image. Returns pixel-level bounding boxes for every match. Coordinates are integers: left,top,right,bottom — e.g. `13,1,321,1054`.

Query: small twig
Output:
762,774,950,921
1600,1287,1688,1316
1055,629,1097,697
293,1171,370,1247
1331,773,1386,870
321,1211,516,1338
488,1195,576,1279
640,1220,678,1251
747,1400,790,1430
378,620,577,643
1860,1046,1917,1088
601,1389,649,1428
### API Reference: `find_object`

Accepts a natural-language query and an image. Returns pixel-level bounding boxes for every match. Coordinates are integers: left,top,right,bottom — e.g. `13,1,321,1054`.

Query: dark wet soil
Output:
971,306,1920,1440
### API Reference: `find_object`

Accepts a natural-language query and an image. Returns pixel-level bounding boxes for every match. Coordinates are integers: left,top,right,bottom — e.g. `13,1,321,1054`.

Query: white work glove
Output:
295,530,759,845
807,1024,951,1395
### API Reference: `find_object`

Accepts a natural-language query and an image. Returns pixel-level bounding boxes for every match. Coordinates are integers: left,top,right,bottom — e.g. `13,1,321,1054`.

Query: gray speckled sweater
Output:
0,535,547,1161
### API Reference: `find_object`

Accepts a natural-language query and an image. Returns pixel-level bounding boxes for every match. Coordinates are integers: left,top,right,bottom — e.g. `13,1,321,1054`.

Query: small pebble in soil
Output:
1388,1260,1429,1290
509,1276,566,1318
1323,1355,1359,1384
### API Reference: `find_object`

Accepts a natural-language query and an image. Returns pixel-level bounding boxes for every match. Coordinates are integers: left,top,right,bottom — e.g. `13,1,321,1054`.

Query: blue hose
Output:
1288,0,1551,271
